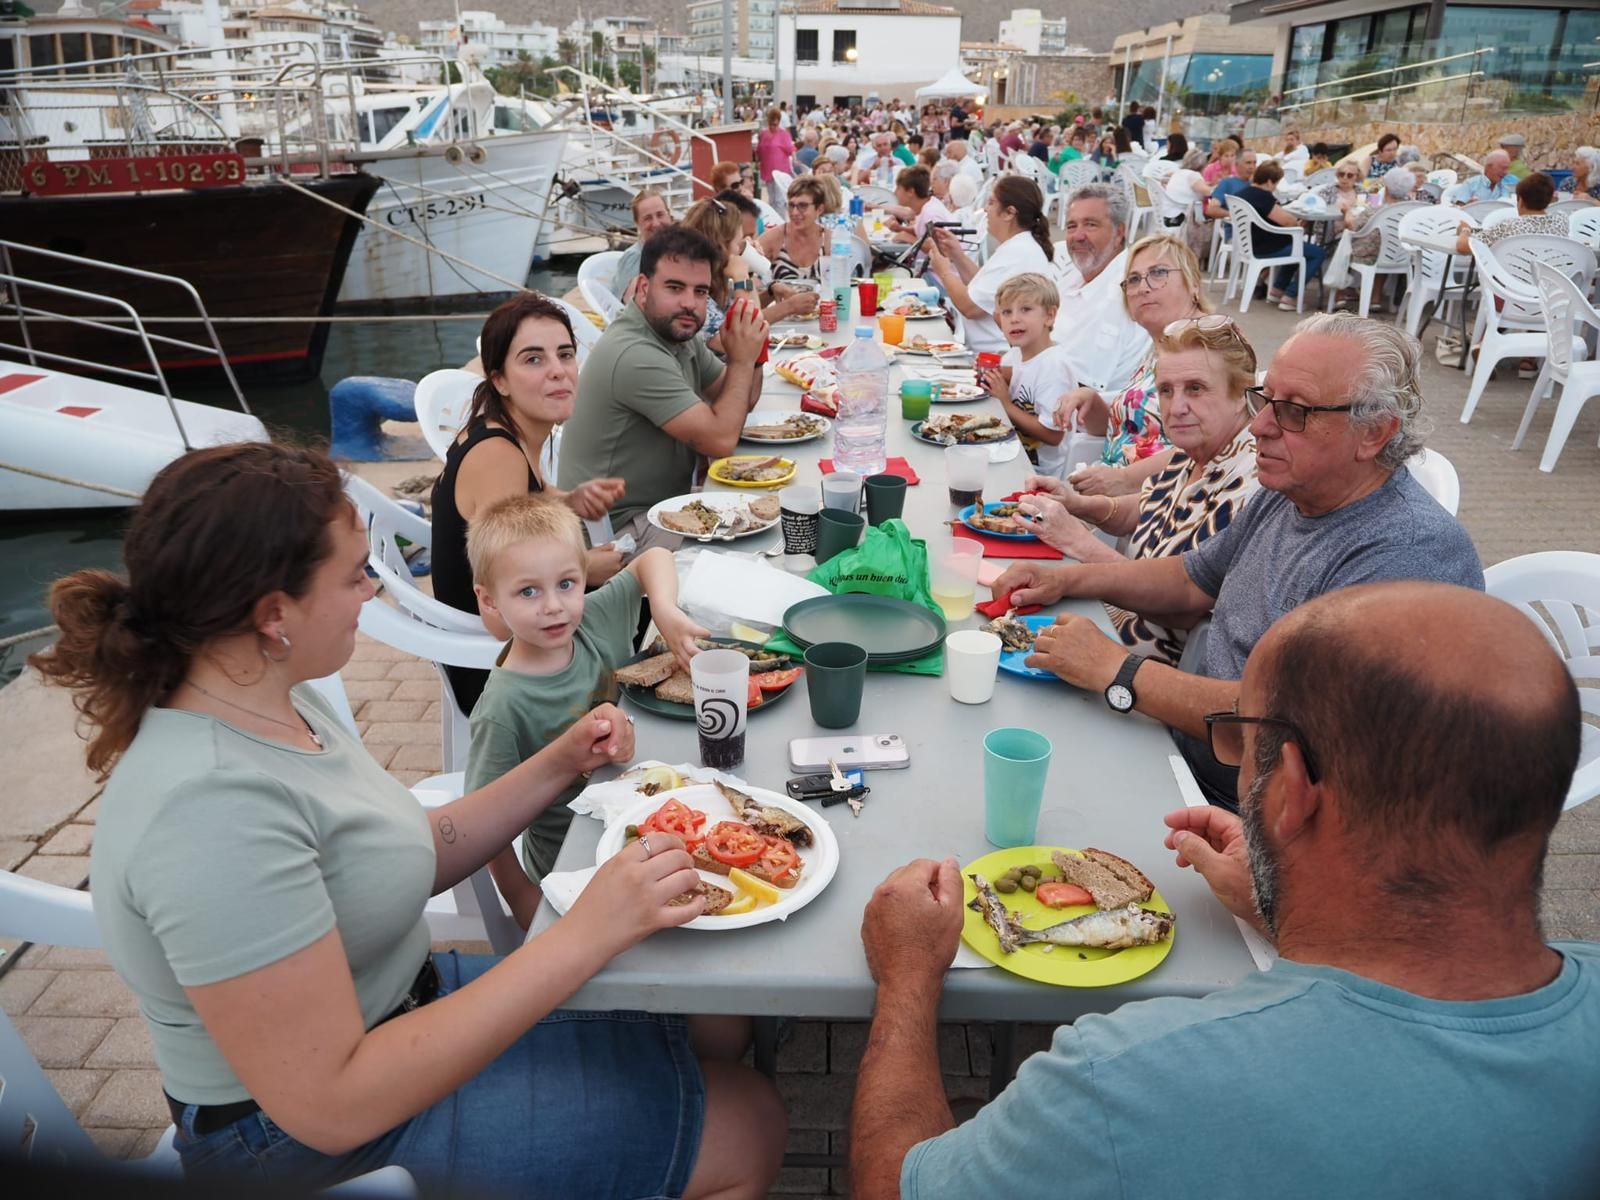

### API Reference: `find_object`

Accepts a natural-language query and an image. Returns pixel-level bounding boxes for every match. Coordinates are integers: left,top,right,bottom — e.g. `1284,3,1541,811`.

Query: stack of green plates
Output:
782,595,946,665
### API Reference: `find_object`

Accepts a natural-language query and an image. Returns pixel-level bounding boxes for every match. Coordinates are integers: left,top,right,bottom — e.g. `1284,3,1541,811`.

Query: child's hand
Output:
567,477,626,520
586,545,626,587
554,703,635,777
654,604,709,670
979,366,1009,401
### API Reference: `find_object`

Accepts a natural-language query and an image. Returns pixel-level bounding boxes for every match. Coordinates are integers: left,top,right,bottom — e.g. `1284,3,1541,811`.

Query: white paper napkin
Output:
540,864,598,915
567,760,755,826
679,550,831,629
1167,755,1277,972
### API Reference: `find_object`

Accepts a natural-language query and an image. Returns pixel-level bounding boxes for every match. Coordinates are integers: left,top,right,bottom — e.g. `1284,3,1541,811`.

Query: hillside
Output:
360,0,1231,55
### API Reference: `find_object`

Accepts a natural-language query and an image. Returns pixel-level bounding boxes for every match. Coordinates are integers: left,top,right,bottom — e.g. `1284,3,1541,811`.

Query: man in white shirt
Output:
1278,127,1310,169
852,132,893,185
944,139,983,182
1052,184,1149,393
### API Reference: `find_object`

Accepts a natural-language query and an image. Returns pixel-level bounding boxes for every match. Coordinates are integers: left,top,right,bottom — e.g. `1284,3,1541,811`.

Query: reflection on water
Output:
0,264,579,683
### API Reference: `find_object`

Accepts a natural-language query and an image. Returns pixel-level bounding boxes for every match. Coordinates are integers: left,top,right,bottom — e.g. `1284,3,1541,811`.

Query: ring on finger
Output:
638,834,653,858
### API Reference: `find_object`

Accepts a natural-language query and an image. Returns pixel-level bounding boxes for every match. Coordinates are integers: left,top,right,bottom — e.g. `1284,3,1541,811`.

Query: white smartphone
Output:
789,734,910,774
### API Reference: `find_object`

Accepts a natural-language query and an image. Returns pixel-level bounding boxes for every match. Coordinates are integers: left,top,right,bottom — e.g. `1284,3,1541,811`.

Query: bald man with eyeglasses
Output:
993,313,1483,809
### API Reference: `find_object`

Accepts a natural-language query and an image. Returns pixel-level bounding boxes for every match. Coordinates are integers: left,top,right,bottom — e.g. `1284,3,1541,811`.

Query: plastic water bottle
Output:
834,326,889,477
829,214,853,312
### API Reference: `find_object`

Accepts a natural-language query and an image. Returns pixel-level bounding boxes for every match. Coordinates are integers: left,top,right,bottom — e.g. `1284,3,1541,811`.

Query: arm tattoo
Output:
437,815,457,844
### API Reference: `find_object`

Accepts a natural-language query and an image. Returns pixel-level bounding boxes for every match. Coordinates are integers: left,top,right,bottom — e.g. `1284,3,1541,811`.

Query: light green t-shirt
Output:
90,684,435,1105
558,299,726,527
464,570,642,881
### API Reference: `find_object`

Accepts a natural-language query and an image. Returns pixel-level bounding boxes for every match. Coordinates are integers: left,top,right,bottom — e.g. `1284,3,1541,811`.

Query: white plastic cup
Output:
821,470,863,512
690,648,750,769
945,629,1003,704
944,444,989,504
930,539,984,620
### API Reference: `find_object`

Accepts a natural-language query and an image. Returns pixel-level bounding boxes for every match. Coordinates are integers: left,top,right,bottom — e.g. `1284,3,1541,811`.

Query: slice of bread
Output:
654,670,696,705
692,843,800,889
615,652,677,688
1050,850,1148,910
1081,848,1154,903
668,880,734,914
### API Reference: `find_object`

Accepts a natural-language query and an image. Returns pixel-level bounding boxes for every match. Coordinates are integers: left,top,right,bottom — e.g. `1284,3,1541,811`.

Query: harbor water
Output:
0,265,576,685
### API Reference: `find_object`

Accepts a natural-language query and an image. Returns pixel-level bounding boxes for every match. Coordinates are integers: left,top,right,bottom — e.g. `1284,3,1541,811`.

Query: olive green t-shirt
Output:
90,684,435,1105
557,299,725,527
464,570,642,881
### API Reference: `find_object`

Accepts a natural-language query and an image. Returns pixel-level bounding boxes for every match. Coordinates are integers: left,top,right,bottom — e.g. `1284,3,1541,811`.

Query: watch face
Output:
1106,684,1134,712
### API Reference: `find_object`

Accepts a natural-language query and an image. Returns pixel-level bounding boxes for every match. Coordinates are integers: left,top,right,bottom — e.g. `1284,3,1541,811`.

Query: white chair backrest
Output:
1226,194,1294,261
0,863,98,948
1399,203,1475,242
1481,206,1517,229
1425,168,1458,188
1303,168,1336,188
1059,159,1101,192
1548,198,1591,218
852,183,896,207
1,1006,104,1163
1492,234,1597,296
551,296,601,356
1367,200,1429,268
772,168,794,195
1482,550,1600,810
1010,153,1041,182
1404,449,1460,515
577,249,624,324
1143,158,1178,187
1531,259,1600,382
755,197,784,231
1568,207,1600,249
1470,239,1542,328
413,368,480,463
306,674,361,738
1460,199,1512,222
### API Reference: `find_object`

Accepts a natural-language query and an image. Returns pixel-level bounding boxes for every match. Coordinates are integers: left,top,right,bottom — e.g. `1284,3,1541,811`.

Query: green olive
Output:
1019,875,1037,892
995,877,1018,894
625,824,640,841
1021,866,1042,880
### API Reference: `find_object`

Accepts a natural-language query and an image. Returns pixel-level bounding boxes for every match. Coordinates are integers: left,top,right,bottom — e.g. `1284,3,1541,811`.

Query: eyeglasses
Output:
1244,386,1356,433
1164,313,1237,337
1121,265,1174,292
1335,170,1359,180
1204,711,1322,784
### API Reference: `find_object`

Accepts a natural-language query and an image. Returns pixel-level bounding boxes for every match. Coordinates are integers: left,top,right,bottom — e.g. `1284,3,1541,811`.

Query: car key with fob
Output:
789,734,909,774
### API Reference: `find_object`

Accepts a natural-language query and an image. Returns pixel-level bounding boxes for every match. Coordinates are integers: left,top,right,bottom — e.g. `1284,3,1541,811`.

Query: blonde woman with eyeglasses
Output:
1013,315,1261,664
1055,233,1211,497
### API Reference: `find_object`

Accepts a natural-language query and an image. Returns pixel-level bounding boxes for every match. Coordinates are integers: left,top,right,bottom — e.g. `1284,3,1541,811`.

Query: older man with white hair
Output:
852,131,895,186
994,314,1484,809
1052,183,1149,393
944,138,983,182
1453,149,1518,202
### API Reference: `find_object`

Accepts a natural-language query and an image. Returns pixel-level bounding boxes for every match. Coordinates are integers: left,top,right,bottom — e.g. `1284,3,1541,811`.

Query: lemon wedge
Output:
638,765,684,792
728,867,782,906
720,893,758,916
729,622,769,645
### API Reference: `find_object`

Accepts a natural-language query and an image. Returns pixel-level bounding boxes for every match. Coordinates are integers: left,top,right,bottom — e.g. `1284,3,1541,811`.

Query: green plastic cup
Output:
873,271,895,298
983,727,1053,847
804,641,869,728
900,379,932,421
863,473,908,525
815,508,865,563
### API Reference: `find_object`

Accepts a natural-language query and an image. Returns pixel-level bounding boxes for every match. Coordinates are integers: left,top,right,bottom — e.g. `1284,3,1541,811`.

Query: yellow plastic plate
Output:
959,846,1176,987
708,456,797,489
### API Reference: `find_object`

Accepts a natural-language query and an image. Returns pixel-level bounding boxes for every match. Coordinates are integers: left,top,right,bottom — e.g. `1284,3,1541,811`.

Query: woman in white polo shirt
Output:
925,175,1055,353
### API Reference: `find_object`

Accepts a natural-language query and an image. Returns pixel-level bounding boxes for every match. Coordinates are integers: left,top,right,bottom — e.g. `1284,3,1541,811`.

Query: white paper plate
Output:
591,783,840,930
741,410,833,444
646,493,780,541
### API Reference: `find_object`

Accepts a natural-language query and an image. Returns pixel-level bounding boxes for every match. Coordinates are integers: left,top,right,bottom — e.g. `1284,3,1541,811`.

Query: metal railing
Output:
0,240,250,440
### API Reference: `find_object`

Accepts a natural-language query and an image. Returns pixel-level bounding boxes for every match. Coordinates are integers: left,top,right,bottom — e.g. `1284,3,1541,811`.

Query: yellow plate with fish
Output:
959,846,1175,987
708,455,798,489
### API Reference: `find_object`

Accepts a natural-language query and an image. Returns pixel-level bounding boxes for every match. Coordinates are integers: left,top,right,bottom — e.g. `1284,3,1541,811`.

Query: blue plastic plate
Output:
959,501,1037,541
996,615,1063,681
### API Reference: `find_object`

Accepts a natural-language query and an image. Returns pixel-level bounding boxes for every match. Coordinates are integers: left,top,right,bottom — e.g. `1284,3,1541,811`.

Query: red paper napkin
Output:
952,524,1065,559
819,457,921,484
976,589,1043,618
800,392,838,418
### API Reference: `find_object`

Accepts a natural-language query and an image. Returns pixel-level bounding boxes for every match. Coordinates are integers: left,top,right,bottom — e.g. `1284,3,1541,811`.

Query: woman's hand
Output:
929,225,960,258
1015,495,1104,558
551,702,635,778
778,291,817,320
566,478,626,520
1021,474,1072,503
1067,463,1145,497
1057,386,1111,436
654,603,709,670
566,832,706,954
585,544,626,587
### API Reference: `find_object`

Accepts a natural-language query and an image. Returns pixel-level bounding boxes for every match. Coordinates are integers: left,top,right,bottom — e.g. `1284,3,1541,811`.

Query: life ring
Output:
650,127,683,165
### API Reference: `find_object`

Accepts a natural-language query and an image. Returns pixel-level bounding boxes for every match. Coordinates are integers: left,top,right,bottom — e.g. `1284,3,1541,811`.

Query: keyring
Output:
637,834,653,857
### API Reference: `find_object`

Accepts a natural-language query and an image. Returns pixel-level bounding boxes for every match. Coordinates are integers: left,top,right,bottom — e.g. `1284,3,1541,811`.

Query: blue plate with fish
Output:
959,501,1037,541
996,615,1061,681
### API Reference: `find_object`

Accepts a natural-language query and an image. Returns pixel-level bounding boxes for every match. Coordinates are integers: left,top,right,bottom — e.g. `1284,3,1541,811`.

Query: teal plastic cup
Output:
982,727,1053,847
804,641,869,728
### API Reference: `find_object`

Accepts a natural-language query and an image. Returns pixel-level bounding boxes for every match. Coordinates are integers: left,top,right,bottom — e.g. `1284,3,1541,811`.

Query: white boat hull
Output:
0,362,267,511
340,130,569,302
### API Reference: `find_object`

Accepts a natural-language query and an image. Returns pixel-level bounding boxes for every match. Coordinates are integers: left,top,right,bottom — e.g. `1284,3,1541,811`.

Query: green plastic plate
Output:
782,595,947,664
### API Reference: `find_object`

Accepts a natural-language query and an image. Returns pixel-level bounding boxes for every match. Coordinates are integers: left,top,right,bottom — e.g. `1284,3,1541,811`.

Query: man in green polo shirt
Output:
558,226,768,542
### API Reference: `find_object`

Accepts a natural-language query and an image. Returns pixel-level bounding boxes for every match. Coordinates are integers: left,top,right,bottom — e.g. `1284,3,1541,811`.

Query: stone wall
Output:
1295,107,1600,172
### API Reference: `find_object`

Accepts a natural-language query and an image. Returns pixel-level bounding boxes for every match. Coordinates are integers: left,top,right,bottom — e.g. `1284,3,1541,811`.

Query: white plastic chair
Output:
1516,261,1600,472
1113,164,1149,240
1303,168,1336,189
1483,550,1600,810
413,368,480,463
755,197,784,233
1480,206,1518,231
344,474,485,638
1225,194,1308,313
577,250,623,324
1424,168,1458,189
551,296,601,356
771,168,794,199
0,869,418,1191
1459,199,1512,223
1059,159,1101,193
1460,238,1591,424
1333,200,1426,317
1570,208,1600,250
852,183,895,207
1492,234,1596,300
1548,199,1591,219
1398,205,1476,336
1404,448,1461,515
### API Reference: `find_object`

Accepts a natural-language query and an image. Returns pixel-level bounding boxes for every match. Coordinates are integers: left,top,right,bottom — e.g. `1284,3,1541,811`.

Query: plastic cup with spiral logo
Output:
691,648,750,769
877,312,905,346
983,727,1053,847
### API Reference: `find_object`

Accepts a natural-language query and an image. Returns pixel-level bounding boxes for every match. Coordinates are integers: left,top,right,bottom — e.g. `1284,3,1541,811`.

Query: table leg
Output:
1457,260,1476,372
753,1015,780,1078
987,1022,1018,1101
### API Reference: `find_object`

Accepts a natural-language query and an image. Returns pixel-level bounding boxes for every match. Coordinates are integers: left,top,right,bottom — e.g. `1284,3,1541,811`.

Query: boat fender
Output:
467,143,487,165
444,144,466,165
329,375,432,462
650,128,682,165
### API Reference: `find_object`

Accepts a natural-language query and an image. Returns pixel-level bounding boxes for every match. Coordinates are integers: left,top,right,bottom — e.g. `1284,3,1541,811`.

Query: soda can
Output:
849,195,864,218
818,298,838,332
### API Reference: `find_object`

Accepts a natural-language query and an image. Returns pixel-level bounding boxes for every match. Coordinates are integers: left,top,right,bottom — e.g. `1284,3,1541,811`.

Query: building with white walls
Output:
996,8,1070,56
777,0,963,109
418,9,558,66
688,0,777,61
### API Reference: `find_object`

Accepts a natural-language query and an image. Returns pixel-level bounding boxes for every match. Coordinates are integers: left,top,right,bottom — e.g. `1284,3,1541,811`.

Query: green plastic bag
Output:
765,519,944,675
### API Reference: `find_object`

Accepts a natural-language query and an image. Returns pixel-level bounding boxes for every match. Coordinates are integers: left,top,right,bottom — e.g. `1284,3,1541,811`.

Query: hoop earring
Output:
261,632,291,664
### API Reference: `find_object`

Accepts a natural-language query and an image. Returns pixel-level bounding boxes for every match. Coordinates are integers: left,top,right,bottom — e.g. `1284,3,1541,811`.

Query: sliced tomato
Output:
756,667,803,692
705,820,765,867
748,677,764,709
639,799,706,850
1035,882,1095,909
758,834,801,885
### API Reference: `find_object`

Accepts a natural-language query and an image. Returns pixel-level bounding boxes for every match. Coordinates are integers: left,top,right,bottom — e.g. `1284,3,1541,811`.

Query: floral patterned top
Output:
1106,428,1260,664
1101,348,1169,467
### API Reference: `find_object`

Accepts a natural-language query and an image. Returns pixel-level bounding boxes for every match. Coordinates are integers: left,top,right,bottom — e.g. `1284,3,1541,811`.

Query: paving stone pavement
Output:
2,296,1597,1197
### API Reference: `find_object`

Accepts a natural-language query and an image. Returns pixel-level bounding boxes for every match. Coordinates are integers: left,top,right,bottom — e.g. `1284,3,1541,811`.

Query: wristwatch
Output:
1104,654,1145,714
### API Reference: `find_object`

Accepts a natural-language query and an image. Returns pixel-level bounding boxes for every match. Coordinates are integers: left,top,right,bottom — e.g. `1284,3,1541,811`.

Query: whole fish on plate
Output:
968,874,1025,953
715,781,814,848
1013,903,1174,950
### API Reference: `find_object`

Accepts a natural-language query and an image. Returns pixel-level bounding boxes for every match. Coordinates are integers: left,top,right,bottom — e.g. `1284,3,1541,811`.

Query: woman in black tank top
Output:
430,295,626,712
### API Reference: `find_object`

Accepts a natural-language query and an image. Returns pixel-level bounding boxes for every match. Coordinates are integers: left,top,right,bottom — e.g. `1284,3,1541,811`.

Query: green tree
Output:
557,38,580,67
618,59,641,91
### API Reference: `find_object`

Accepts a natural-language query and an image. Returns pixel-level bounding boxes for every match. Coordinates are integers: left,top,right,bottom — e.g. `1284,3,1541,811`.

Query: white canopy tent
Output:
915,68,985,102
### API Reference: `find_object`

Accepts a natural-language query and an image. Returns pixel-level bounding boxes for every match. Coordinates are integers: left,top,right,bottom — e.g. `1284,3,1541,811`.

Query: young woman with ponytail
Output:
925,174,1055,353
29,441,782,1198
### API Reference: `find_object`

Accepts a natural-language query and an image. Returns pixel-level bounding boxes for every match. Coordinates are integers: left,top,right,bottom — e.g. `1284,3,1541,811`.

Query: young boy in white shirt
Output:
979,272,1077,477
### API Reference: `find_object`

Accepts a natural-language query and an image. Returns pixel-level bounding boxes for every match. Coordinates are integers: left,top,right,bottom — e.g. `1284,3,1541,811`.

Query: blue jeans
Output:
1274,242,1327,299
173,953,705,1199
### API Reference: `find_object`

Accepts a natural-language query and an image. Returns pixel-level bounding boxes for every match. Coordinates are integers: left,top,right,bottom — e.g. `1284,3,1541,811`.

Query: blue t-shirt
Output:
1456,172,1519,202
904,944,1600,1199
1211,175,1249,239
1184,466,1484,682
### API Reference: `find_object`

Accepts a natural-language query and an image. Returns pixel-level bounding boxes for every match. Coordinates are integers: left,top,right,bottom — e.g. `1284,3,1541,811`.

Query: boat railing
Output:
0,239,250,442
545,65,721,193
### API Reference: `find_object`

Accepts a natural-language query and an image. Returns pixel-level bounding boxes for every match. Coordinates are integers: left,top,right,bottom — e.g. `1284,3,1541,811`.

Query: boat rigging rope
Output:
0,623,59,651
0,460,143,500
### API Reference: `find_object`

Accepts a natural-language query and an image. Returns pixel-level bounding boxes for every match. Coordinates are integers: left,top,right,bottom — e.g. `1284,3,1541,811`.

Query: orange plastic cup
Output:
878,312,906,345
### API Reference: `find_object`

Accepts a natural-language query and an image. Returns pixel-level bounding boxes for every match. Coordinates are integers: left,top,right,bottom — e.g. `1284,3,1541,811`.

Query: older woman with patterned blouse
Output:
1012,315,1261,664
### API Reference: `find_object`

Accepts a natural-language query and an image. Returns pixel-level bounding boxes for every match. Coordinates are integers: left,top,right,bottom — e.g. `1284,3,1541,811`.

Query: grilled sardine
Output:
1012,903,1174,950
714,781,814,848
